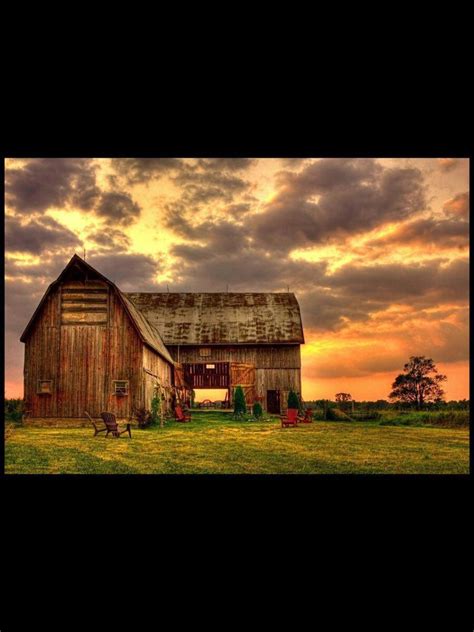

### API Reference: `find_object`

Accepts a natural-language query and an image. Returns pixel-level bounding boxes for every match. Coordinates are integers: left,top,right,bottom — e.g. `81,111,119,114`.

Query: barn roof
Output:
119,293,174,364
123,293,305,345
20,255,174,365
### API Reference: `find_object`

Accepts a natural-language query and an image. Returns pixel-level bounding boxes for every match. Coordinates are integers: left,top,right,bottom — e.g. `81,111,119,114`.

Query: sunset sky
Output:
4,157,470,401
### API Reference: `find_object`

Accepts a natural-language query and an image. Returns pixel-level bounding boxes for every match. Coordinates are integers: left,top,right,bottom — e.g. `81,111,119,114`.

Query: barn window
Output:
113,380,129,396
205,364,216,370
199,347,211,357
37,380,53,394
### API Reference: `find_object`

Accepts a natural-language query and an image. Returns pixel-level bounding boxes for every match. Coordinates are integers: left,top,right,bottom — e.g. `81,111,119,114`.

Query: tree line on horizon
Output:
307,356,469,411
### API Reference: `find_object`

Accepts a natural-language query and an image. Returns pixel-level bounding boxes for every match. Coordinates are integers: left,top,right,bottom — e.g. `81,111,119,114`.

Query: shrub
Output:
151,395,161,425
380,410,469,428
326,407,353,422
252,402,263,419
350,411,381,421
288,390,300,410
312,408,327,421
4,398,24,424
134,407,153,428
234,386,247,416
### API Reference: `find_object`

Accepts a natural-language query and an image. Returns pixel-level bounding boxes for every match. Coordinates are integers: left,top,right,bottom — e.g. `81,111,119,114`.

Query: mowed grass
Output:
4,412,470,474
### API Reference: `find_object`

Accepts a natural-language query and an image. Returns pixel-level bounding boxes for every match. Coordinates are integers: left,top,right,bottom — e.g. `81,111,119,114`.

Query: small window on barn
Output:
113,380,129,396
205,364,216,370
199,347,211,357
37,380,53,395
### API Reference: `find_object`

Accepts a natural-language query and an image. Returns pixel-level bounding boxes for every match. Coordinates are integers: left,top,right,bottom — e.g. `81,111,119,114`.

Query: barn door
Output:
230,362,256,407
267,390,280,414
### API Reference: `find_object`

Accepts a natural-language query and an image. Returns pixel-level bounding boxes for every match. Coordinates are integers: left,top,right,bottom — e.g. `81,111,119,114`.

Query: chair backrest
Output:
287,408,299,421
175,405,184,419
101,412,118,430
84,410,100,428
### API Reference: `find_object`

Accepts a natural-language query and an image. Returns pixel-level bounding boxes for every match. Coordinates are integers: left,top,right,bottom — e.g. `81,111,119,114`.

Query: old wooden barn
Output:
125,292,304,413
20,255,304,425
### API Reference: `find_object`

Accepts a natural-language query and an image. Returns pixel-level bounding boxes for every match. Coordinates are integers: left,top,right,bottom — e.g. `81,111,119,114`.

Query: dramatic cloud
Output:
438,158,460,172
112,157,256,186
96,191,141,225
6,158,99,214
326,258,468,306
303,304,469,380
113,158,185,184
5,215,82,254
170,242,327,292
365,216,469,251
249,158,427,253
196,158,257,171
86,228,131,251
5,278,46,334
173,170,250,205
5,158,142,226
81,253,160,291
443,192,469,219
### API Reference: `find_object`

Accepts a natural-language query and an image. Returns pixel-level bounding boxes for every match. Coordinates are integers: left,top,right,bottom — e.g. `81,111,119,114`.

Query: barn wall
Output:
24,281,145,423
23,290,61,418
166,345,301,368
256,368,301,392
142,345,173,412
166,345,302,410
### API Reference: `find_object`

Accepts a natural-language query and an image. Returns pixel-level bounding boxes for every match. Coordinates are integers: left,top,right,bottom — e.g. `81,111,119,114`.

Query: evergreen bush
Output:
287,390,300,410
151,395,161,425
233,386,247,416
252,402,263,419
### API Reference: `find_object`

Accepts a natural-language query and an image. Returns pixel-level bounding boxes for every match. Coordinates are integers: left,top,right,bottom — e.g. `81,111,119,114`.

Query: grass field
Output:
4,412,469,474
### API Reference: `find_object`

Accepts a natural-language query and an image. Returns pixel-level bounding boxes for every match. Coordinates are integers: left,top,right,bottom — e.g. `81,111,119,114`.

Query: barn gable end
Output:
21,255,174,424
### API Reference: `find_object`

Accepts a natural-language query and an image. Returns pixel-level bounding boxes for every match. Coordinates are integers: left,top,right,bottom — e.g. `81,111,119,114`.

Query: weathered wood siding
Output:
166,345,301,369
166,345,302,408
23,290,61,418
256,368,302,410
24,280,171,422
142,345,173,410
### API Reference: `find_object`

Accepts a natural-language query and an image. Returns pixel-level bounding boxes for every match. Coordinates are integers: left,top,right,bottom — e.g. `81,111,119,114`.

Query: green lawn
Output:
4,412,470,474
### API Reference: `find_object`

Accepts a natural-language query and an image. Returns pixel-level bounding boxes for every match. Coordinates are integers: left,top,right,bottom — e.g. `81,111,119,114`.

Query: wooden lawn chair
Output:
100,411,132,438
280,408,303,428
85,410,107,436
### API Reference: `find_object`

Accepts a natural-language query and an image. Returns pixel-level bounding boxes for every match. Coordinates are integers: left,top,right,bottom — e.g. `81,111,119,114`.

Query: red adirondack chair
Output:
175,405,191,423
280,408,303,428
100,411,132,438
301,408,313,423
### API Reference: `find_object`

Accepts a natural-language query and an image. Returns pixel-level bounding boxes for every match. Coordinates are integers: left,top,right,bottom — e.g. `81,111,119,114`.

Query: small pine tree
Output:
234,386,247,415
252,402,263,419
151,395,160,425
288,390,300,410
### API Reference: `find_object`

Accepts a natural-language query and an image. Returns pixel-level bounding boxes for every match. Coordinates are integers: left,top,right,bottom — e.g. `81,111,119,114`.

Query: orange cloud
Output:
443,192,469,219
437,158,459,172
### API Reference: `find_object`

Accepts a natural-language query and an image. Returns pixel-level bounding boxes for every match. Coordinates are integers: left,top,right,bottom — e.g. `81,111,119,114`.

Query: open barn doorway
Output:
193,389,229,409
